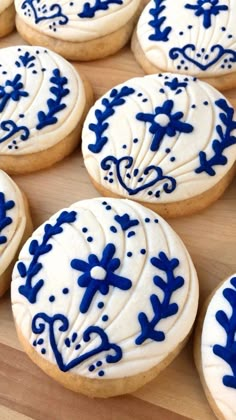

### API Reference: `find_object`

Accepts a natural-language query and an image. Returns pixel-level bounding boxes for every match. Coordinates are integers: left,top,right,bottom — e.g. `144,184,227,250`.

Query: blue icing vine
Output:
88,86,135,154
213,277,236,389
148,0,172,42
169,44,236,72
101,155,176,197
135,252,184,345
114,213,139,231
21,0,68,25
185,0,228,29
136,99,193,152
195,99,236,176
0,121,30,146
78,0,123,18
0,74,29,113
15,51,36,68
18,210,77,304
71,243,132,314
36,68,70,130
0,192,15,245
32,313,122,373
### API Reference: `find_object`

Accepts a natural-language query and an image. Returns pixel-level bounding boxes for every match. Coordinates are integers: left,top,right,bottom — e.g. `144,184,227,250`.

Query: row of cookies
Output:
1,0,236,91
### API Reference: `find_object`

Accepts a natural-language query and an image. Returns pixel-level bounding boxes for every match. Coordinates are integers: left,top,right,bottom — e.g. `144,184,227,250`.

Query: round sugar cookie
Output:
194,274,236,420
0,45,93,174
0,170,32,297
0,1,15,38
11,198,199,398
14,0,142,61
82,73,236,218
132,0,236,91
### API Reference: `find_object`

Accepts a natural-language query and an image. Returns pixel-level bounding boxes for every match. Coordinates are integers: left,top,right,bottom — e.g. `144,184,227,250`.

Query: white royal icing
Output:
82,73,236,204
136,0,236,77
201,274,236,420
0,0,13,14
0,170,26,277
0,46,86,155
11,198,198,380
15,0,141,42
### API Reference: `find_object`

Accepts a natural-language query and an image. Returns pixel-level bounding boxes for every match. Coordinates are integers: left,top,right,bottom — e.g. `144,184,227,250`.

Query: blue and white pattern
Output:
82,73,236,204
11,198,198,380
137,0,236,77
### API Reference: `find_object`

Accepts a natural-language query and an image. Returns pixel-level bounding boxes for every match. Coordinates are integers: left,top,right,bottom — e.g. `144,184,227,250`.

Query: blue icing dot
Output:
62,288,69,294
89,365,95,372
87,236,93,242
75,344,81,350
98,370,105,377
98,302,104,309
106,205,111,210
138,93,143,97
154,219,159,223
145,218,150,223
41,348,46,355
38,338,44,345
142,99,148,103
127,252,132,257
122,145,127,149
102,201,107,205
140,249,146,255
33,340,37,346
170,157,176,162
165,148,171,153
49,295,55,302
127,231,135,238
96,361,102,367
203,101,209,106
148,191,153,196
72,333,77,343
110,226,117,233
102,315,109,322
82,227,88,233
133,138,138,144
65,338,70,348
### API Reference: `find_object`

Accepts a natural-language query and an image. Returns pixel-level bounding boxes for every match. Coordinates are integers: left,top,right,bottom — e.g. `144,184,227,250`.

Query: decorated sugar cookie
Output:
0,1,15,38
82,73,236,218
132,0,236,91
11,198,198,397
0,46,93,174
14,0,142,61
195,274,236,419
0,170,32,297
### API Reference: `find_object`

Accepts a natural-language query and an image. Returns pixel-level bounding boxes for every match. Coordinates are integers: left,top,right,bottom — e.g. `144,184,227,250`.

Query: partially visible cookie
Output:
82,73,236,218
14,0,142,61
11,198,199,397
0,1,15,38
194,274,236,420
0,46,93,174
132,0,236,91
0,170,32,297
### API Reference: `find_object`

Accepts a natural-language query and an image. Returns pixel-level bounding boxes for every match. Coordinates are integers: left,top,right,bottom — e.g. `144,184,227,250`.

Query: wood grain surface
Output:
0,30,236,420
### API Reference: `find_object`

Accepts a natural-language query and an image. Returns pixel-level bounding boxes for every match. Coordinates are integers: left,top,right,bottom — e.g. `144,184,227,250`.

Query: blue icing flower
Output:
164,77,188,92
0,74,29,112
71,243,132,313
185,0,228,29
136,99,193,152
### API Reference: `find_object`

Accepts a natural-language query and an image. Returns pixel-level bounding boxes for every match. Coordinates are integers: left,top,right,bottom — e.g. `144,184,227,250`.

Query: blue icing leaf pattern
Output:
185,0,228,29
21,0,68,25
71,243,132,313
135,252,184,345
114,213,139,231
213,277,236,389
136,99,194,152
88,86,135,154
78,0,123,18
148,0,172,41
164,77,188,94
36,68,70,130
32,313,122,372
15,51,36,68
195,99,236,176
0,192,15,245
0,74,29,113
18,210,77,304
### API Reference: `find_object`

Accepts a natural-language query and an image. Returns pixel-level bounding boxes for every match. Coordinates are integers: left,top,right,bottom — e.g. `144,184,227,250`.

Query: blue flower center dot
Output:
90,266,107,281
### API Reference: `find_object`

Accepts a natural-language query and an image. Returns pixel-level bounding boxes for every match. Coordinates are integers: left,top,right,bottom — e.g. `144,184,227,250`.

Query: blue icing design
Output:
0,121,30,146
164,77,188,95
17,210,77,304
195,99,236,176
135,252,184,345
185,0,228,29
78,0,123,18
136,99,193,152
88,86,135,154
101,155,176,196
71,243,132,313
0,192,15,245
15,51,36,68
21,0,68,25
0,74,29,113
213,277,236,389
148,0,172,42
36,68,70,130
32,313,122,372
169,44,236,72
114,213,139,231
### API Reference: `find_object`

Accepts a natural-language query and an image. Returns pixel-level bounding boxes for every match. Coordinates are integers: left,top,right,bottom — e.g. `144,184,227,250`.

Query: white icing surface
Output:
201,274,236,420
0,46,85,155
82,73,236,204
11,198,198,379
15,0,141,42
0,0,13,14
0,170,26,276
137,0,236,77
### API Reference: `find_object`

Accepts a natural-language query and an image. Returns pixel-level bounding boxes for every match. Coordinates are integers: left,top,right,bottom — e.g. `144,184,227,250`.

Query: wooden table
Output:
0,30,235,420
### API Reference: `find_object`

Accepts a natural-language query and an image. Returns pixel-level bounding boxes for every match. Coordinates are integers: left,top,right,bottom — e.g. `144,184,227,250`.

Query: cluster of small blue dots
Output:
33,338,46,355
88,361,104,376
81,226,93,242
48,287,69,303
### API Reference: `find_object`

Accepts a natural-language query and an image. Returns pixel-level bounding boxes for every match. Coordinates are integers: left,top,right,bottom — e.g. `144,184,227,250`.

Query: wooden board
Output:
0,30,236,420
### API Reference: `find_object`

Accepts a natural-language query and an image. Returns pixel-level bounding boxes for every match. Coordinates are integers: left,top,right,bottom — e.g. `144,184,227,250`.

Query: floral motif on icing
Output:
148,0,172,41
0,192,15,245
185,0,228,29
78,0,123,18
15,51,36,68
71,243,132,313
0,75,29,113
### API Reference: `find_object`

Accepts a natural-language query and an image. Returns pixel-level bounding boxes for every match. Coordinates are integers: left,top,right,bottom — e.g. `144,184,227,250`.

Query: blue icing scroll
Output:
21,0,68,25
0,192,15,245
